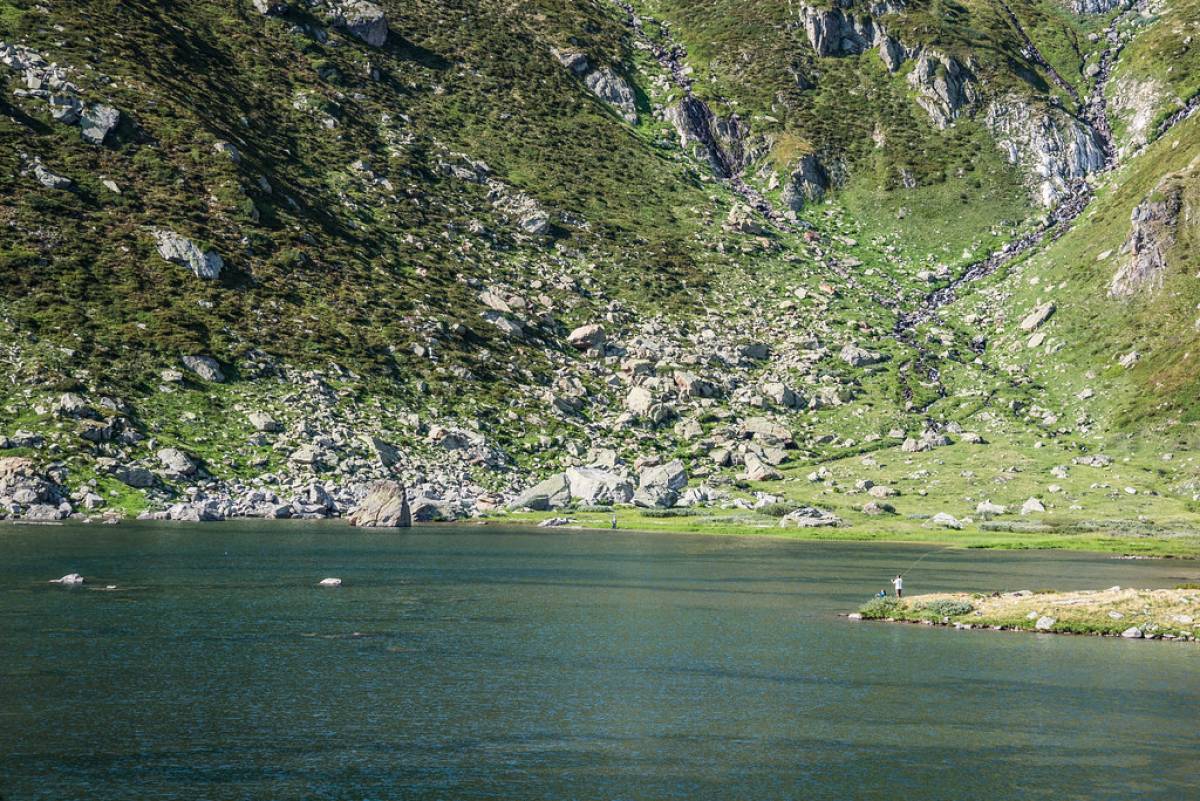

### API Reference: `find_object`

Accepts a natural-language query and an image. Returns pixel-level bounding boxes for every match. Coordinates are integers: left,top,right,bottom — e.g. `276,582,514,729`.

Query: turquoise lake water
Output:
1,521,1198,800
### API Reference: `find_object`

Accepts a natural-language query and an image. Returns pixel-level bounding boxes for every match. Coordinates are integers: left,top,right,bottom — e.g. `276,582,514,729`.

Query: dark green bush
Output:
859,597,901,619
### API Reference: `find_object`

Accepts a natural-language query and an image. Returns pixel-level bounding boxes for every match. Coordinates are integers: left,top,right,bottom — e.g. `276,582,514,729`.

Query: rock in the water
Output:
509,472,572,511
1121,626,1144,639
331,0,388,47
154,230,223,280
50,573,85,585
318,577,343,587
347,480,411,527
182,355,225,382
80,103,119,145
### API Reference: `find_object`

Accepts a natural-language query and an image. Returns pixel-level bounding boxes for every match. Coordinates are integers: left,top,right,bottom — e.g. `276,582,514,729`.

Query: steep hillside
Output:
0,0,1196,550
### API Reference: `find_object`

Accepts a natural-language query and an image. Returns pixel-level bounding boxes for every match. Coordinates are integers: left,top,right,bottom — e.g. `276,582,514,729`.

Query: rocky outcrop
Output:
0,42,123,145
347,480,411,527
1109,77,1165,158
797,2,912,69
1110,172,1189,297
552,50,638,124
509,472,572,511
154,230,223,280
984,97,1106,207
780,154,830,211
907,52,977,129
632,460,687,508
585,68,638,124
565,467,633,505
1067,0,1119,12
182,355,225,382
663,96,746,178
330,1,388,47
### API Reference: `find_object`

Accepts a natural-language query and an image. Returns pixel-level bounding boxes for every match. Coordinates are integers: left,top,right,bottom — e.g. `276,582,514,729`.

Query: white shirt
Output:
892,577,903,590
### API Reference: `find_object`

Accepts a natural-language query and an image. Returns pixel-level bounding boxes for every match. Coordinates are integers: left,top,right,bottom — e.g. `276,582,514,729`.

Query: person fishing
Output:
610,514,618,530
892,574,904,598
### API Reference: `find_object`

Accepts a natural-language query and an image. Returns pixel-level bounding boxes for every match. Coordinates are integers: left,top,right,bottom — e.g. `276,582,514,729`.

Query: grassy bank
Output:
855,587,1200,640
503,504,1200,558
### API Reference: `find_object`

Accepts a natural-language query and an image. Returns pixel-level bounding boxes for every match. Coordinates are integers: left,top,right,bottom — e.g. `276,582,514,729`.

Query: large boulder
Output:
840,343,885,367
80,103,119,145
778,507,841,528
565,467,633,505
508,473,572,511
331,0,388,47
633,460,687,508
154,230,223,280
742,452,782,482
157,448,197,477
1019,302,1056,332
348,480,411,527
182,355,225,382
566,323,606,350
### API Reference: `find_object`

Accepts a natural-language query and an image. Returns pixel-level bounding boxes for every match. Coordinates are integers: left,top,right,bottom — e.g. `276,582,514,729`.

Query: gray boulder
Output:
348,480,412,527
565,467,633,505
154,230,223,280
252,0,291,13
182,355,225,382
509,473,572,511
80,103,119,145
566,323,606,350
840,343,885,367
114,465,156,488
331,0,388,47
742,452,782,482
633,460,687,508
33,162,72,189
157,447,197,477
248,411,281,432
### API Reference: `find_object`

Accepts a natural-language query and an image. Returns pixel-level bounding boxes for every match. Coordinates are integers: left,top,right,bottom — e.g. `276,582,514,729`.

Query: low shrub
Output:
859,596,901,619
758,502,800,518
917,599,974,618
639,507,704,518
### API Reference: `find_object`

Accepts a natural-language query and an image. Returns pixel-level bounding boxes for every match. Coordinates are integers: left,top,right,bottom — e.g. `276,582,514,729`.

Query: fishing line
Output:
899,545,955,577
